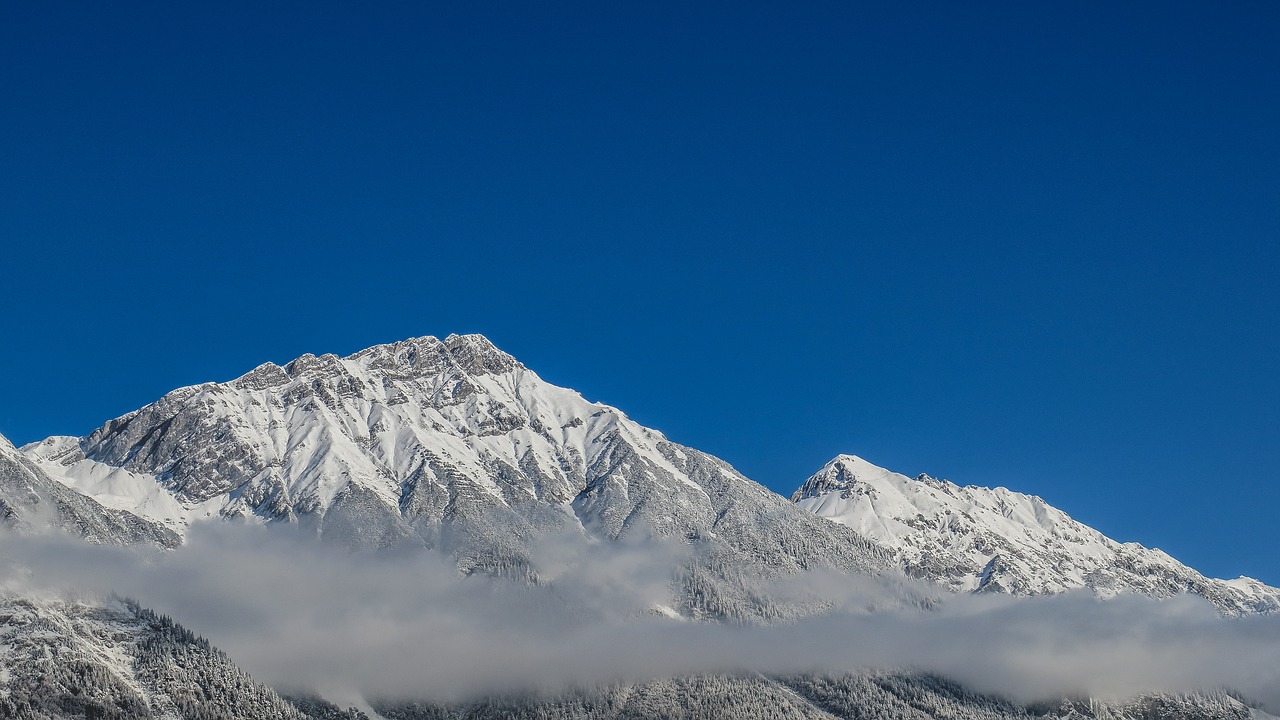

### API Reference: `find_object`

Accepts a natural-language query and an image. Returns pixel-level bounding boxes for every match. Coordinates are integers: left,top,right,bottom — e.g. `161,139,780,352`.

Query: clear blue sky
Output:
2,2,1277,584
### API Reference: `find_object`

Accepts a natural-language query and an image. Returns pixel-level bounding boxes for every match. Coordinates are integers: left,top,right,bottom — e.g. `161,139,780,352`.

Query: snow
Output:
22,334,717,538
17,334,1278,616
792,455,1280,614
23,437,190,531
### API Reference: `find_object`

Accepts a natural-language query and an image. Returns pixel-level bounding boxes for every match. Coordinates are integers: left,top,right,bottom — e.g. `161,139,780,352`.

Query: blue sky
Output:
2,2,1277,584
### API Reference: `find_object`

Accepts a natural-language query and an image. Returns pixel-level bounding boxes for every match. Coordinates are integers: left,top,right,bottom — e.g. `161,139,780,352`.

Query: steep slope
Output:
0,434,178,548
0,592,309,719
792,455,1280,615
372,672,1269,720
25,334,893,620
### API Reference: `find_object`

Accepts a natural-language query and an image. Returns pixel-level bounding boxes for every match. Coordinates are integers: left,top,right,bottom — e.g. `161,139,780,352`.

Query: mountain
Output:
24,334,894,621
792,455,1280,616
0,591,365,719
0,433,178,548
23,334,1279,620
7,335,1280,715
372,674,1268,720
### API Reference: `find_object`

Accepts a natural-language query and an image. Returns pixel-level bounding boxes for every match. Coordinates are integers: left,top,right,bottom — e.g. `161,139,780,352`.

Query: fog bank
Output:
4,525,1278,709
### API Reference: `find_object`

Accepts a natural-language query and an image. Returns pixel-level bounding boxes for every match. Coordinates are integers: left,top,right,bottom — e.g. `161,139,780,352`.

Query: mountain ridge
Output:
792,454,1280,615
17,333,1279,618
0,433,179,548
22,334,896,622
4,334,1280,714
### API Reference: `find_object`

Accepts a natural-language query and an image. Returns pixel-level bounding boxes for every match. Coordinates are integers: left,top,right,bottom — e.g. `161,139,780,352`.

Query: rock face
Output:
792,455,1280,616
0,434,178,548
25,335,893,620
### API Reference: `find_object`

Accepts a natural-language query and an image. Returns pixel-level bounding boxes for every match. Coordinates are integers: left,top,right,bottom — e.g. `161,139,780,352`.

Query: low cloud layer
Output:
4,525,1279,709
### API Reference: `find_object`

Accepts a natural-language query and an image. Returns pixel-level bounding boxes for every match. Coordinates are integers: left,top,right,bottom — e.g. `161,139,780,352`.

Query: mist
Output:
3,524,1279,710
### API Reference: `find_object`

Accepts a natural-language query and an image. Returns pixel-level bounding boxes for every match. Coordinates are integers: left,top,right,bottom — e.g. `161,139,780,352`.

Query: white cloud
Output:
4,525,1279,709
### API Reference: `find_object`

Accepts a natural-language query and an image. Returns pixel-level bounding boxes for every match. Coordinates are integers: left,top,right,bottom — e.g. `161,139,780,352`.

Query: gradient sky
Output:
2,2,1277,584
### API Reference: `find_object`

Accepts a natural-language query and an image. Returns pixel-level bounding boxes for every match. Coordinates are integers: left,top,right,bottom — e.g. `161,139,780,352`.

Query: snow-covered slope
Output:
25,334,892,619
0,433,178,548
0,591,352,719
373,673,1270,720
792,455,1280,616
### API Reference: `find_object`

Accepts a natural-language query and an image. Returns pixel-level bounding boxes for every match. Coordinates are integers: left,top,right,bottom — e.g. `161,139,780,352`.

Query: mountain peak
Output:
827,454,890,473
22,338,897,624
792,454,1280,614
228,334,521,392
283,352,346,378
791,453,896,501
440,333,519,375
345,333,519,379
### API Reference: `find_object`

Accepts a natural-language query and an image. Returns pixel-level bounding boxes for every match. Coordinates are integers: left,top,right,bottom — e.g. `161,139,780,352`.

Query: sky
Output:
1,2,1277,584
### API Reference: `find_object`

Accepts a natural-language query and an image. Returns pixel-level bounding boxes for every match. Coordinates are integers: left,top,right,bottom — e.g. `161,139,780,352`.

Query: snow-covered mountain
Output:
371,673,1271,720
17,333,1279,619
24,334,893,620
0,591,366,719
7,335,1280,715
0,433,178,548
792,455,1280,616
